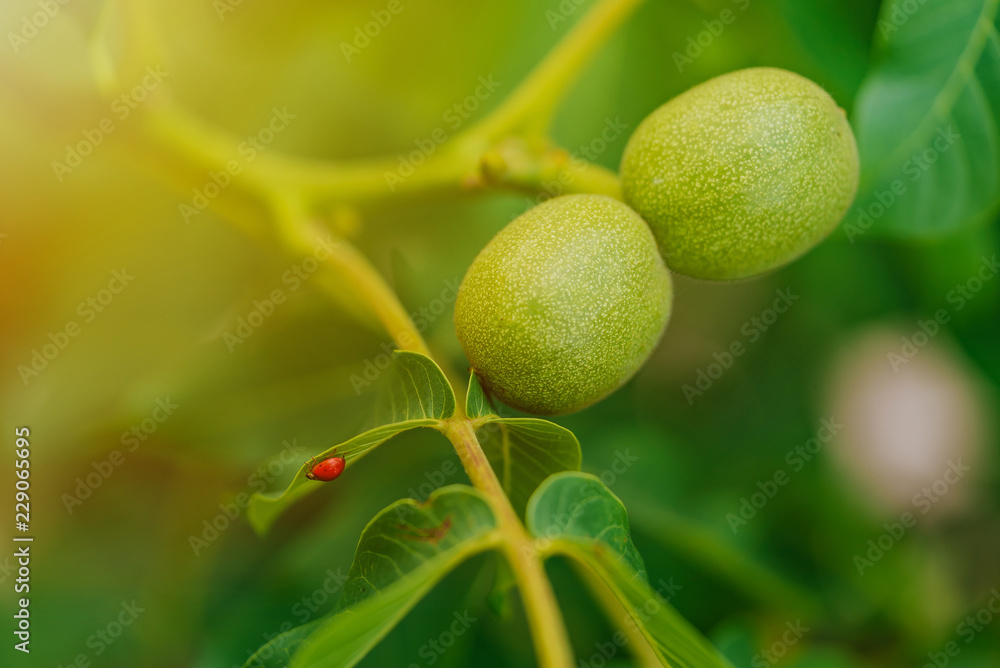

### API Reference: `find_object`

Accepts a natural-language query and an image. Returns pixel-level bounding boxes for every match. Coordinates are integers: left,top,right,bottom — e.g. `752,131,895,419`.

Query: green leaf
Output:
527,472,647,578
371,351,456,425
247,352,455,534
527,473,734,668
245,485,498,668
338,485,495,606
477,419,582,518
466,372,582,518
848,0,1000,238
465,372,493,419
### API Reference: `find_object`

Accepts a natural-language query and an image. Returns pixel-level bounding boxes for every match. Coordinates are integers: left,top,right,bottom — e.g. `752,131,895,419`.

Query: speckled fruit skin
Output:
454,194,672,416
620,67,860,281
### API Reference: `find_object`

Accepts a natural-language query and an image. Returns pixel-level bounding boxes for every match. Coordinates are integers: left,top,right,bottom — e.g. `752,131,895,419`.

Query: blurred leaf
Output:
711,621,758,668
627,500,820,618
467,372,582,517
246,485,498,668
527,472,733,668
849,0,1000,238
485,552,518,618
247,352,455,533
787,649,861,668
89,0,164,95
478,421,581,517
772,0,879,105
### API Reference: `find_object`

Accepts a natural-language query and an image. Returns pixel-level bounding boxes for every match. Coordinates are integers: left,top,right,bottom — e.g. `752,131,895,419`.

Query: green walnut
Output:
620,67,859,281
454,194,671,416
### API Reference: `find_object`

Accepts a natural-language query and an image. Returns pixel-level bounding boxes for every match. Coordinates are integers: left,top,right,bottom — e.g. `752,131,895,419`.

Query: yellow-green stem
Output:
571,561,661,667
472,0,649,139
270,195,432,356
133,0,644,209
443,419,574,668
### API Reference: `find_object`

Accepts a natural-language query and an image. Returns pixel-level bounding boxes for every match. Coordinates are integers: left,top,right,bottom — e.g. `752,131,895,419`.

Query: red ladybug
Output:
305,455,346,482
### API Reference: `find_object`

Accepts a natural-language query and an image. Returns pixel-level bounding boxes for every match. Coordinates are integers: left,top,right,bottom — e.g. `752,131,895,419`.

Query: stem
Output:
443,419,575,668
572,562,661,668
472,0,649,139
568,162,623,200
137,101,274,197
132,0,645,210
479,138,623,200
270,194,432,356
316,243,432,355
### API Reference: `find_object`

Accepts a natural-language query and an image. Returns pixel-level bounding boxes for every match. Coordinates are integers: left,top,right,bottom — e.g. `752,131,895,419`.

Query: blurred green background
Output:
2,0,999,666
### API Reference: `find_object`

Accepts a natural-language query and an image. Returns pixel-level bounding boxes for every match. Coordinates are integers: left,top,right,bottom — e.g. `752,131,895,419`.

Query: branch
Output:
471,0,648,140
131,0,642,210
573,562,662,668
443,419,575,668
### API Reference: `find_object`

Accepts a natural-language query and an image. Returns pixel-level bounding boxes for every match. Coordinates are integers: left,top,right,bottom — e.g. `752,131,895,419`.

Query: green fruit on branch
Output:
454,194,672,416
620,67,860,281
